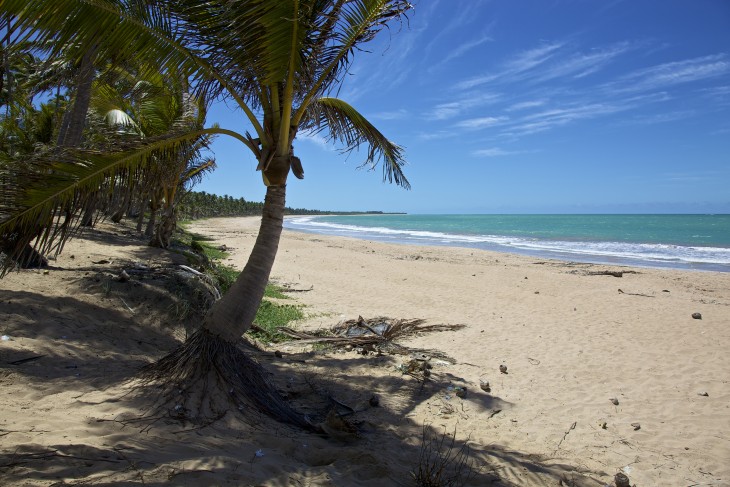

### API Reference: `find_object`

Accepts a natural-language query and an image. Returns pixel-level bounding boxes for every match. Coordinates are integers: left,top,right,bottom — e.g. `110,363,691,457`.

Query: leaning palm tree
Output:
1,0,412,426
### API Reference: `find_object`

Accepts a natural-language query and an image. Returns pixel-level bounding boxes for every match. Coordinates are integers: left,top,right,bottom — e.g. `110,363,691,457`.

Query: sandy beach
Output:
1,216,729,486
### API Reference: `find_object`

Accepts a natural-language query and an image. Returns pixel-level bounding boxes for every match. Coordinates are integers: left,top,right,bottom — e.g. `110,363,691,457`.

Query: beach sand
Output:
1,216,728,486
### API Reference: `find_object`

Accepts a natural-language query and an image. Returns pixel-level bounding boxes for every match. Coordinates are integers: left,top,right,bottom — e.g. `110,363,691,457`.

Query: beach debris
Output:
614,472,631,487
692,312,702,320
479,379,491,393
589,270,624,277
599,421,608,429
618,288,654,298
488,408,502,418
698,392,709,397
553,421,577,454
1,335,11,341
117,270,130,282
527,357,541,365
8,354,45,365
610,398,620,406
255,449,264,457
320,408,359,442
369,395,380,407
631,422,641,431
92,259,110,265
399,358,432,380
499,364,508,374
277,316,463,362
454,386,467,398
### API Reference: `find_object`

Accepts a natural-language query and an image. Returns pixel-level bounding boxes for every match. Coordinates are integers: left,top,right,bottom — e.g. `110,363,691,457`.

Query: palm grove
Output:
0,0,412,426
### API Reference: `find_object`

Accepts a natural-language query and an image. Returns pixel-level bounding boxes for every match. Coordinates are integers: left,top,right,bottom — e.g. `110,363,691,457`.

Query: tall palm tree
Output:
1,0,412,425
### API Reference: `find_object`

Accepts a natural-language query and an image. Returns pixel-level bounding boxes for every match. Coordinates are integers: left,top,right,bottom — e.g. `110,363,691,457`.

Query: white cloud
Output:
417,130,457,141
454,42,564,90
435,34,493,68
371,109,409,120
606,54,730,93
425,92,501,121
428,102,463,120
533,42,631,82
506,100,547,112
297,131,331,150
455,116,507,129
619,110,695,126
471,147,525,157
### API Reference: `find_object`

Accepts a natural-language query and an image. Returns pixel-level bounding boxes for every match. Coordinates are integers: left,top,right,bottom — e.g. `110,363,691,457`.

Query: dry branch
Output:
278,316,464,362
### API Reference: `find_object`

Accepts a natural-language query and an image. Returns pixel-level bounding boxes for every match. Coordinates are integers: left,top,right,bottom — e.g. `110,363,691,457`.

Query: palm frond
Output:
302,96,409,189
0,126,241,272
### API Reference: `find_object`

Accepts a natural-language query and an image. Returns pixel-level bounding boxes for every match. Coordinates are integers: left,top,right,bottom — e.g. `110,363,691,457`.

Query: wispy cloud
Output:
425,92,501,121
370,109,409,120
605,54,730,93
506,100,547,112
471,147,528,157
501,102,631,137
455,116,508,130
297,131,331,150
455,42,565,90
430,34,493,72
417,130,457,141
500,92,671,138
532,42,631,81
619,110,695,126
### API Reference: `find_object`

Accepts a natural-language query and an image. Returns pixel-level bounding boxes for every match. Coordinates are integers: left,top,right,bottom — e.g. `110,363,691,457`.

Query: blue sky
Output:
199,0,730,214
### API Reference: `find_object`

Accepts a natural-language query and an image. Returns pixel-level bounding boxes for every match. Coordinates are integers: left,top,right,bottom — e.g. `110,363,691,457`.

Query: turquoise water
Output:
285,214,730,272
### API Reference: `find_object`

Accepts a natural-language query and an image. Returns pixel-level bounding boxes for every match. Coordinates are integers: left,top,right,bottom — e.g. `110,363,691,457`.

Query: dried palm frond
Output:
278,316,464,362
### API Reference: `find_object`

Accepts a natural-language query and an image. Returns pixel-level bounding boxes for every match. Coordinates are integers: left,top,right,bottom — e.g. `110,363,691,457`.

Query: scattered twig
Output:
120,298,135,314
618,289,654,298
553,421,577,455
8,355,45,366
589,271,624,277
281,285,314,293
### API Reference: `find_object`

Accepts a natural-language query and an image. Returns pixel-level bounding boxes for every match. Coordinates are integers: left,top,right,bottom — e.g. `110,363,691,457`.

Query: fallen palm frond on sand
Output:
277,316,465,363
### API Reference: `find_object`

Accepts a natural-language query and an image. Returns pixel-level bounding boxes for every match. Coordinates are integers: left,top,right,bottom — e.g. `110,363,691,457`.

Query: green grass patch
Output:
194,240,228,260
264,283,289,299
209,264,240,293
249,300,304,343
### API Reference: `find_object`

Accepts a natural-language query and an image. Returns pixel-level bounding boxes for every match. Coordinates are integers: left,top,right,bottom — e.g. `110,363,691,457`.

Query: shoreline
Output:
284,215,730,273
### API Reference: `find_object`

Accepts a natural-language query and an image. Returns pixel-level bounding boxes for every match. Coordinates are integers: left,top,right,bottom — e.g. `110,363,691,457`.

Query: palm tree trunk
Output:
137,185,309,428
57,46,97,148
202,185,286,342
145,194,159,237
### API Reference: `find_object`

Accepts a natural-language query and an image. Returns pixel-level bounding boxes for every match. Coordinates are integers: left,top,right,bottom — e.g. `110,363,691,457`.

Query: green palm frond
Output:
293,0,412,125
303,96,409,189
0,125,240,271
4,0,265,138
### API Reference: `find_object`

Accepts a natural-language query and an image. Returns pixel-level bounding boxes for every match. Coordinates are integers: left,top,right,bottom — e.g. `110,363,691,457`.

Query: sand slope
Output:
1,216,728,486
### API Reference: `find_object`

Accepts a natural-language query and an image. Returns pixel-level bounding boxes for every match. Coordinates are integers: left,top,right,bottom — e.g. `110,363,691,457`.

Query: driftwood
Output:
618,288,654,298
278,316,464,362
588,270,640,278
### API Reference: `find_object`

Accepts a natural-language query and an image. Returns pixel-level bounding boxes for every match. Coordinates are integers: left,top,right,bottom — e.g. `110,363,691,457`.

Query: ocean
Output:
284,214,730,272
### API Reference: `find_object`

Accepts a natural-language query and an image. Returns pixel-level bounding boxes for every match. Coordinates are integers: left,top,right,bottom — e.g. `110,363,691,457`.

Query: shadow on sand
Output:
0,227,609,486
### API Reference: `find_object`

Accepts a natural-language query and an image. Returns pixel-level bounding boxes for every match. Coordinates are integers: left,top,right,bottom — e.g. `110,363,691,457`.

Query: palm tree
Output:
1,0,412,426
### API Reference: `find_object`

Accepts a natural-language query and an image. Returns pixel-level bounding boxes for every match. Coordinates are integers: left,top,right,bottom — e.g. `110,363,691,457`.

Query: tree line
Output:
178,190,387,220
